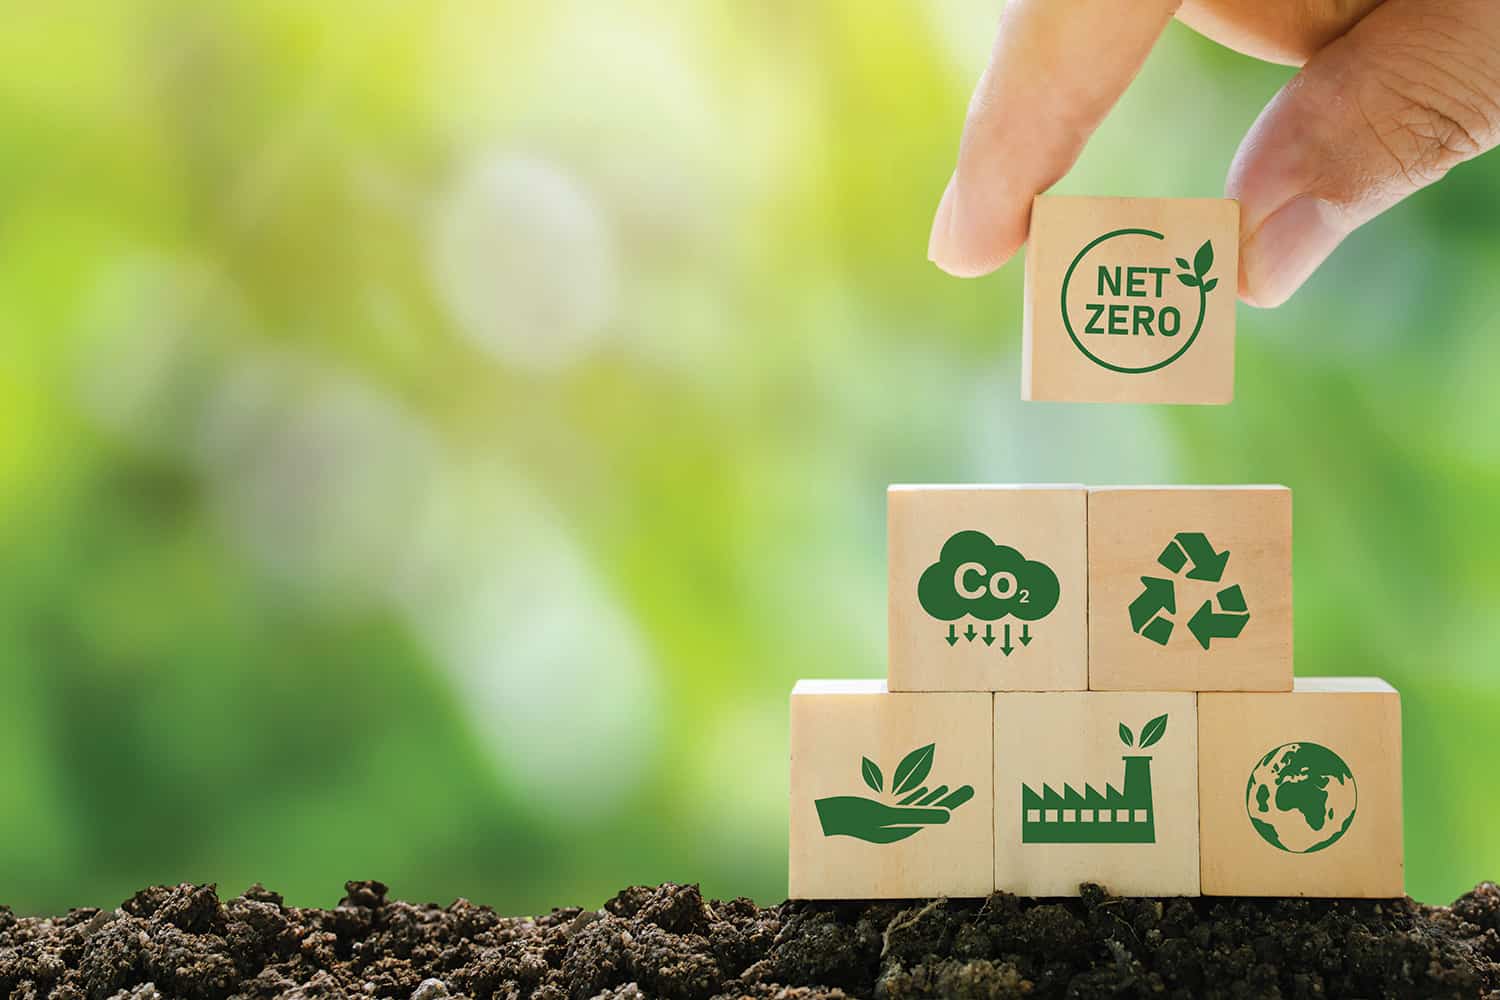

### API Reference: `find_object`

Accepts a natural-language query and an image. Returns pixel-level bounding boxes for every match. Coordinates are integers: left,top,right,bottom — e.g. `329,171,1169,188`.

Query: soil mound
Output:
1,880,1497,998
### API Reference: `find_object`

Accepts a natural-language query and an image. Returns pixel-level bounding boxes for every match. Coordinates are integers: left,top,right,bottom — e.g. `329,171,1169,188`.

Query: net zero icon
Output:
1129,531,1250,649
918,530,1059,654
1061,229,1219,374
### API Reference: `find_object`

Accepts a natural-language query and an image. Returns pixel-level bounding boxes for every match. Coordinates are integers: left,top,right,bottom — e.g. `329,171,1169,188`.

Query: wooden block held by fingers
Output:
1023,196,1239,405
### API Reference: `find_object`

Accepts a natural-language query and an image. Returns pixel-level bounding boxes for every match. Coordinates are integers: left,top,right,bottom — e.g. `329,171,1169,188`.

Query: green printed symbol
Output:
1062,230,1219,374
1246,742,1357,854
1022,713,1169,844
816,744,975,845
1173,240,1219,293
920,531,1058,654
1130,531,1249,649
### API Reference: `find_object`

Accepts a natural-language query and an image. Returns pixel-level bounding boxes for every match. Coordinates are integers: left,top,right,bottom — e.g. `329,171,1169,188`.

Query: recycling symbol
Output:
1128,531,1250,649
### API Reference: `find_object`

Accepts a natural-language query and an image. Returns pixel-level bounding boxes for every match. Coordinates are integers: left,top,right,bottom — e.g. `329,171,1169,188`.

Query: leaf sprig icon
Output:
892,744,934,795
1118,713,1169,749
1174,240,1218,293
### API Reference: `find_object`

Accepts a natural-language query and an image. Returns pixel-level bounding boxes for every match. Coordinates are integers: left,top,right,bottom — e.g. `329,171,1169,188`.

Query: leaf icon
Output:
1139,713,1169,749
1194,240,1214,278
1202,278,1218,293
1176,273,1200,288
893,744,934,795
1175,257,1190,270
861,757,883,793
1118,723,1134,748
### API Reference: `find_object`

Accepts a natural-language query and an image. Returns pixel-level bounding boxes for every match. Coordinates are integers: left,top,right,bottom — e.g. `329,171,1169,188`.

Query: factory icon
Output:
1021,714,1167,845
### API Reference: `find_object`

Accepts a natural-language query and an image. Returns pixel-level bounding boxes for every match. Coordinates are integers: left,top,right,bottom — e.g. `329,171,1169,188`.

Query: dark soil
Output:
1,881,1498,1000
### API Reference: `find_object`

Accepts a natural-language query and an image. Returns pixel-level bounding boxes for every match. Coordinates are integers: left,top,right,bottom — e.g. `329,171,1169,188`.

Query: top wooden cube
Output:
1023,196,1239,405
1088,486,1292,691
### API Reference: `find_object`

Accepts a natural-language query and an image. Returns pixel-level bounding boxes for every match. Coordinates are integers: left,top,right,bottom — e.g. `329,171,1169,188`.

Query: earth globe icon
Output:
1245,742,1357,854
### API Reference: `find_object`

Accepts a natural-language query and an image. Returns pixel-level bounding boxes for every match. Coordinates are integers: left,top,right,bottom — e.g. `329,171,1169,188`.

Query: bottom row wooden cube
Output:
790,678,1401,899
1199,677,1403,897
996,690,1199,896
789,679,994,899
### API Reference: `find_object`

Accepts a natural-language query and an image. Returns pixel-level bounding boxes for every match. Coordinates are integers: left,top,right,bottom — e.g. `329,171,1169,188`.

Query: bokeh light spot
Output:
430,154,616,371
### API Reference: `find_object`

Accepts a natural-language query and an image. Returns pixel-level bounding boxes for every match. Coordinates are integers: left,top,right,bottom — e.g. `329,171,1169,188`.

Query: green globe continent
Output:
1244,742,1357,854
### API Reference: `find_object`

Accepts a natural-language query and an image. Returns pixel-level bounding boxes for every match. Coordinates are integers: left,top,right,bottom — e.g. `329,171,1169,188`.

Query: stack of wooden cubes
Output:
789,486,1403,899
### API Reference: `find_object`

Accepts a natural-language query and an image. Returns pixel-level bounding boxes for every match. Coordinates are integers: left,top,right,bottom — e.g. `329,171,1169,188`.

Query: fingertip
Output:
1236,248,1283,309
1237,281,1290,310
932,256,1012,280
1237,290,1286,310
927,177,1027,278
1238,195,1346,309
927,173,958,264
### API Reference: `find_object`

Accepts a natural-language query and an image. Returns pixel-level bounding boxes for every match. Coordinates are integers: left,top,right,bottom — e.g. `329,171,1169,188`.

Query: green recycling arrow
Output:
1129,576,1176,633
1133,536,1248,649
1174,532,1230,582
1188,597,1249,649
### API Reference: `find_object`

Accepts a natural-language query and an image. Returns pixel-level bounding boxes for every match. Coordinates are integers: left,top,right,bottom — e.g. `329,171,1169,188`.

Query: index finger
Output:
882,807,952,826
929,0,1184,277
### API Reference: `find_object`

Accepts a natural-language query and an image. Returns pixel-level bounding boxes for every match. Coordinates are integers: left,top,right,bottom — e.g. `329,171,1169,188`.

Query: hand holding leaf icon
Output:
814,790,975,843
816,745,975,844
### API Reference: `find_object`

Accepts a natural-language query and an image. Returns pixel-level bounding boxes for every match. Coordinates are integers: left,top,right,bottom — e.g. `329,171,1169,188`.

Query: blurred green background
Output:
1,2,1495,917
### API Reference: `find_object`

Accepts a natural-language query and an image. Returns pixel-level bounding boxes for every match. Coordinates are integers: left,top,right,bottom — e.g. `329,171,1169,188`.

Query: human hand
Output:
815,787,975,844
927,0,1500,306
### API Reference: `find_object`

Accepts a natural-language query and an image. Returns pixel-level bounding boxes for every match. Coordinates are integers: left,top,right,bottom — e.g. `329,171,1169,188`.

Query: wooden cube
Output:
789,680,993,899
888,486,1087,692
1023,196,1239,404
994,691,1199,896
1199,678,1403,897
1087,486,1292,691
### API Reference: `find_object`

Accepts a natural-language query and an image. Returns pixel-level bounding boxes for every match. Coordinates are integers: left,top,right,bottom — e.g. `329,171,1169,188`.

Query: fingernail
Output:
927,173,958,264
1240,196,1347,308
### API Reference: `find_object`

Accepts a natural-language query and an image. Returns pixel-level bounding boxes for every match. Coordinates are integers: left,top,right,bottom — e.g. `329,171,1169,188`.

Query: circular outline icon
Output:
1060,228,1207,375
1244,741,1358,854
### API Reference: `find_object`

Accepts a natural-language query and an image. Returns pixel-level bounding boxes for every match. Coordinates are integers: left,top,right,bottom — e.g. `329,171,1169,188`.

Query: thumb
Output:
1229,0,1500,307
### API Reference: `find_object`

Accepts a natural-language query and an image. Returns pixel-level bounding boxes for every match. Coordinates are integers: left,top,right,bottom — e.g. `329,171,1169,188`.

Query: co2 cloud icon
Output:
917,530,1060,622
